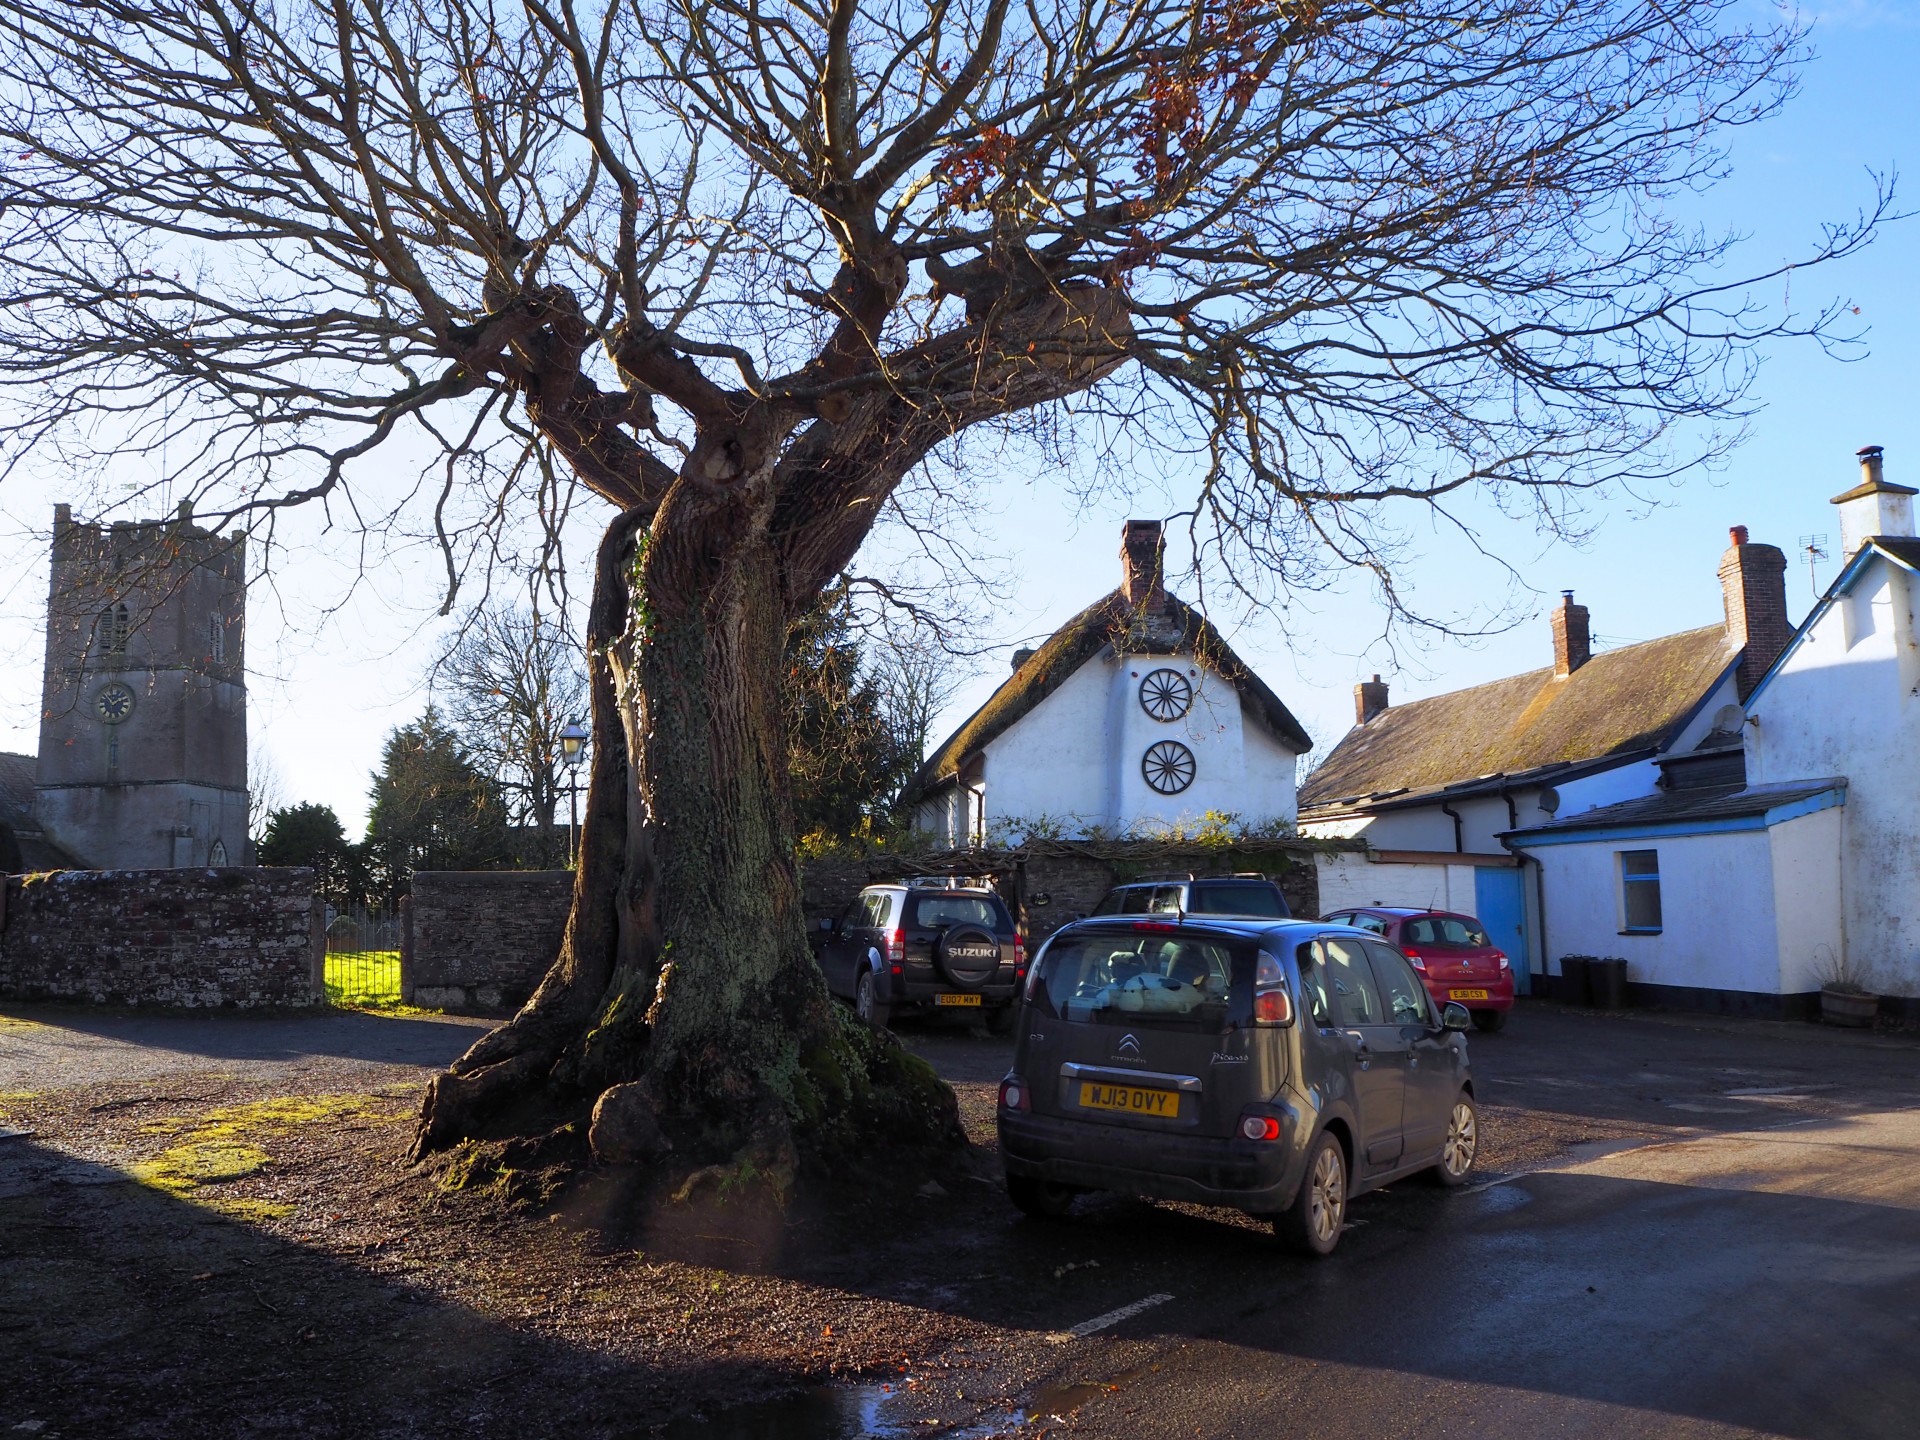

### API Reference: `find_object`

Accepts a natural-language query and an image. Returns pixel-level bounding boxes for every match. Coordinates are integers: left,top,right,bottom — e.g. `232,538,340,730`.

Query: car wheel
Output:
855,970,891,1030
1472,1008,1508,1033
1275,1131,1347,1257
985,1003,1017,1037
1006,1175,1077,1220
1431,1093,1478,1188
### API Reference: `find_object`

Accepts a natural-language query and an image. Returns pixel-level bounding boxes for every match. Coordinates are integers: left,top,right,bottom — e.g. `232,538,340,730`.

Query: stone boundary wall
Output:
404,870,573,1012
400,841,1343,1013
0,867,323,1007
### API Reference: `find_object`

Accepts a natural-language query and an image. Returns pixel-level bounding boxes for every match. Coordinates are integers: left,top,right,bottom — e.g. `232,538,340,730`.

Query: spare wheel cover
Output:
936,924,1000,988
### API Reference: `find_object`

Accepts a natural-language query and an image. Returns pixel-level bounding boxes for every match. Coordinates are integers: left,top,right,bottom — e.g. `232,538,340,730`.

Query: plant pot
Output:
1820,987,1878,1028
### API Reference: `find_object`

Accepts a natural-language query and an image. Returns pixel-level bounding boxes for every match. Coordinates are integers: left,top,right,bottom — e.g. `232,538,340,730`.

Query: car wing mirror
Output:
1441,1001,1472,1032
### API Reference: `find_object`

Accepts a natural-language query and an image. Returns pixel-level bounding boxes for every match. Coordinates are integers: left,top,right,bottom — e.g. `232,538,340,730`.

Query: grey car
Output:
996,916,1477,1254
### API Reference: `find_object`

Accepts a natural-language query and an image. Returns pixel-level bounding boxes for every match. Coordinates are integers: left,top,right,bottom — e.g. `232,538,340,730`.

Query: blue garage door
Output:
1474,866,1530,996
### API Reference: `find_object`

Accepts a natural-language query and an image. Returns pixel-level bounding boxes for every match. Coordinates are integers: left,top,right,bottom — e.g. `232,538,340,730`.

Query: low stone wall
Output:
399,841,1342,1012
404,870,573,1012
0,867,323,1007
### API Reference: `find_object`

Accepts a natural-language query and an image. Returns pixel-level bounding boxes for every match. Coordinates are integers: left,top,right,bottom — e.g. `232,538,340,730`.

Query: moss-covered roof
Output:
1299,625,1737,812
902,589,1312,805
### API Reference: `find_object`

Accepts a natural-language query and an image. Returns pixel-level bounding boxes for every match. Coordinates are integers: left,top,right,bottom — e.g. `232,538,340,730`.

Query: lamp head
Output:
559,721,589,763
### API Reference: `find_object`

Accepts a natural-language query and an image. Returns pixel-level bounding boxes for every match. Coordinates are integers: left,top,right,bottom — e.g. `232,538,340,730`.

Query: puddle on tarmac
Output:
650,1386,899,1440
651,1385,1017,1440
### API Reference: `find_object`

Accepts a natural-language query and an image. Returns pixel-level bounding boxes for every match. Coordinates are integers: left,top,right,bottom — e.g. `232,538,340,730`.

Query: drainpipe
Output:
1440,799,1464,853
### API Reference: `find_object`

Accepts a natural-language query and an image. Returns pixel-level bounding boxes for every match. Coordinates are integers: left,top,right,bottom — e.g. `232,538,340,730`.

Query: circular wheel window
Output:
1141,740,1196,795
1139,667,1193,721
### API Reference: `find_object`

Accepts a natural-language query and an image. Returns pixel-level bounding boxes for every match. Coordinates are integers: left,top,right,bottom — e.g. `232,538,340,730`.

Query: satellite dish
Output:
1711,703,1745,733
1538,786,1561,816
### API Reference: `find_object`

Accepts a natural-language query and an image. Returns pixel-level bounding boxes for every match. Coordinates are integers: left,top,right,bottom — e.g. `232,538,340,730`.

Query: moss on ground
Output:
129,1094,396,1220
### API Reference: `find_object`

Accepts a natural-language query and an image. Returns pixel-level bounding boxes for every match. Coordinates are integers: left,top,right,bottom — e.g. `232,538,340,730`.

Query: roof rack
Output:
1127,872,1196,883
902,874,993,890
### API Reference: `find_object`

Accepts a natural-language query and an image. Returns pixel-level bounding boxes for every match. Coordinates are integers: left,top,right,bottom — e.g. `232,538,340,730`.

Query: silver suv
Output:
1089,873,1291,920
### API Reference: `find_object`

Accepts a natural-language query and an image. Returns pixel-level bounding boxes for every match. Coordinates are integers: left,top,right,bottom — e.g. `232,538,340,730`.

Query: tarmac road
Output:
881,1006,1920,1440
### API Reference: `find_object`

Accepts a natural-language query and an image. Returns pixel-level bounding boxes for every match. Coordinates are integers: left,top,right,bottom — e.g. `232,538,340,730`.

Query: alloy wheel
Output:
1308,1143,1346,1245
1442,1101,1478,1178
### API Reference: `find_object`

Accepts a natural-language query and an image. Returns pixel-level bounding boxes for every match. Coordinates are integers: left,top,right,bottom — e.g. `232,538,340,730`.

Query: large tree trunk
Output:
411,498,959,1190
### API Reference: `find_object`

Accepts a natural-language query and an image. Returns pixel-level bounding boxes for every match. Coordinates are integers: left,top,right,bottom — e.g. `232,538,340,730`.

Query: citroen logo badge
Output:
1117,1033,1141,1056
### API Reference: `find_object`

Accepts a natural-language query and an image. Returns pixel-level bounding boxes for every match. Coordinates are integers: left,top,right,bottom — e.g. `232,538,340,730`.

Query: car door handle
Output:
1344,1031,1371,1069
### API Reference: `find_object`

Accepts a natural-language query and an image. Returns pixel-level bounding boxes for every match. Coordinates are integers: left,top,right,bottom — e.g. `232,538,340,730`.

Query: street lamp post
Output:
559,722,588,868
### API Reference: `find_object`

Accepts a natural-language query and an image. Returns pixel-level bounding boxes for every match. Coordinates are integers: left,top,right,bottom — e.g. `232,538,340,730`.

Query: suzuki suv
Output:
997,916,1477,1254
814,881,1025,1031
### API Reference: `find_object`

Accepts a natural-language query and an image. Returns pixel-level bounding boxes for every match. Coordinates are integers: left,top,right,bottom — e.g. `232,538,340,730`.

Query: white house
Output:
1504,446,1918,1016
904,520,1312,844
1299,524,1794,994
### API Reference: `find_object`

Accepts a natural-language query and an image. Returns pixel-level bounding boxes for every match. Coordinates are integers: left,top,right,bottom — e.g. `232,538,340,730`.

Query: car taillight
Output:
1493,950,1510,971
1400,946,1428,972
1132,920,1179,933
1238,1113,1282,1142
998,1077,1031,1112
887,928,905,967
1013,934,1026,967
1251,951,1294,1027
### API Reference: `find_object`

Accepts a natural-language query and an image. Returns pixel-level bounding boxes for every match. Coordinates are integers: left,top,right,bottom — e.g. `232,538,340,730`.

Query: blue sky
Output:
2,1,1916,834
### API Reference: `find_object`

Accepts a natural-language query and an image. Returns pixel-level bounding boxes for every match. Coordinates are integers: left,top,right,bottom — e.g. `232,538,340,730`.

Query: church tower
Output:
34,500,249,868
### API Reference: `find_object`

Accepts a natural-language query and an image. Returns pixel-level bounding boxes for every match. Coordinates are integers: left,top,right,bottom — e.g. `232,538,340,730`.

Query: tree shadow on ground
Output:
0,1003,492,1069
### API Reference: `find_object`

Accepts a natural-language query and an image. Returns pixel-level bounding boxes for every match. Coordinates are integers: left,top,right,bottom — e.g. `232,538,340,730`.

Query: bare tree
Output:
0,0,1885,1190
433,603,589,867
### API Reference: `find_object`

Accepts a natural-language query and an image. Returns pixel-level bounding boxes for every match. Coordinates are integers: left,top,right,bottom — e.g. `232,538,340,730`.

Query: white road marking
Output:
1048,1291,1175,1343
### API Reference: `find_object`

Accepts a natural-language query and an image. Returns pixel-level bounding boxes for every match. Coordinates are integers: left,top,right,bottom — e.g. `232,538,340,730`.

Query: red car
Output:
1320,907,1515,1031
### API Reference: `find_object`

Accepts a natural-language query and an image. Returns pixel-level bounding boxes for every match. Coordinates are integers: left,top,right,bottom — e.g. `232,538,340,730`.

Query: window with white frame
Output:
1618,849,1662,934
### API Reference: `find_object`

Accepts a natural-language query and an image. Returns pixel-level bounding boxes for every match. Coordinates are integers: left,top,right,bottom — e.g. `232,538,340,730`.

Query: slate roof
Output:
0,749,85,871
903,589,1313,804
1875,535,1920,570
1299,625,1737,814
1503,778,1846,840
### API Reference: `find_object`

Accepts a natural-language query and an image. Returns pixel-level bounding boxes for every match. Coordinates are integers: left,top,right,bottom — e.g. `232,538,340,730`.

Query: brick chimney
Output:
1551,591,1590,677
1354,674,1389,724
1831,444,1916,558
1719,524,1790,699
1120,520,1165,606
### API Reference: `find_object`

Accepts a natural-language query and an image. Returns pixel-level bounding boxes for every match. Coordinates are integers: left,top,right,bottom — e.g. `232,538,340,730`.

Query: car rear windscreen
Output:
1187,882,1288,917
909,895,1005,930
1401,915,1491,948
1031,932,1244,1031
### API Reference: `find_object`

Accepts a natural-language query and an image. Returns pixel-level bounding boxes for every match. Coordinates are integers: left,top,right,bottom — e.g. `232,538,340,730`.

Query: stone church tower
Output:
34,501,249,868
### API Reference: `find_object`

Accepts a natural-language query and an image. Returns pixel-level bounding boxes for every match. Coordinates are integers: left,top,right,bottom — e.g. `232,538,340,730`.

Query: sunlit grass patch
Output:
0,1089,38,1120
129,1094,391,1219
325,949,402,1008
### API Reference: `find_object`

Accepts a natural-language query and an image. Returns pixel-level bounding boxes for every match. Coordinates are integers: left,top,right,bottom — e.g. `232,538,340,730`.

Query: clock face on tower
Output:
94,682,135,724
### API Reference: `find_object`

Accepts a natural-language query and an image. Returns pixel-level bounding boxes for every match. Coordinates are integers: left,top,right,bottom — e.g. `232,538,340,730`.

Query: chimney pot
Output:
1120,520,1166,607
1354,675,1390,725
1011,647,1036,672
1832,444,1916,555
1551,592,1591,677
1719,528,1790,700
1729,524,1748,546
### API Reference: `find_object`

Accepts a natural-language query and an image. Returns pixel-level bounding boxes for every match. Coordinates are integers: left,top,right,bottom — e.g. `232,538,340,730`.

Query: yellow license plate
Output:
1452,989,1490,1001
935,993,982,1007
1079,1081,1179,1117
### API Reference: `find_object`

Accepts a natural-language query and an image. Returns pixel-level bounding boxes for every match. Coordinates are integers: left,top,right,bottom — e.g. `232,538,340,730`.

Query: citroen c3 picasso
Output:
996,917,1478,1255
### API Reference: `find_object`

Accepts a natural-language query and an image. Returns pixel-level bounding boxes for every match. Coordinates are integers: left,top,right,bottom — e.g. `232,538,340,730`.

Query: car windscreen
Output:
1401,915,1491,948
909,895,1006,931
1031,931,1244,1031
1187,882,1288,917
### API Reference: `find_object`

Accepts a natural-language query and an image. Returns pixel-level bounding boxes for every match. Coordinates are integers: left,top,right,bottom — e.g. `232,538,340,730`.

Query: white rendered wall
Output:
981,652,1300,838
1532,828,1782,992
1313,853,1483,915
1747,554,1920,995
1770,806,1848,993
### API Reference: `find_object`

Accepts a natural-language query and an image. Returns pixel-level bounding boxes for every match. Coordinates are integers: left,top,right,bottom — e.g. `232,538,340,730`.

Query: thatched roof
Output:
1300,625,1737,813
903,589,1312,805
